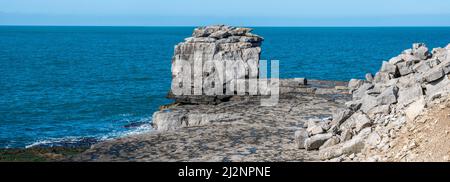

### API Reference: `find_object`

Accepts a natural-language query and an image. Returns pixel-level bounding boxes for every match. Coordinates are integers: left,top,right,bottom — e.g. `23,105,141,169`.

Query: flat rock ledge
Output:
74,79,350,162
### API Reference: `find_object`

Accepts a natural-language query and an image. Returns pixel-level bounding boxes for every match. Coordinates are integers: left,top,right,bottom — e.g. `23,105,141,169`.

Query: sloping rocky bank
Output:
295,43,450,162
366,97,450,162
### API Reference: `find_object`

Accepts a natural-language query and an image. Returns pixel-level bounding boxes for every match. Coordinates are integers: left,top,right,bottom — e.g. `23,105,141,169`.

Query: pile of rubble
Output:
295,43,450,161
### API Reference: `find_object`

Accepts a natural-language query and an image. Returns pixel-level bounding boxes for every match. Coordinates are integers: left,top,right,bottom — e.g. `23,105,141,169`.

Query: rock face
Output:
295,43,450,161
169,25,264,104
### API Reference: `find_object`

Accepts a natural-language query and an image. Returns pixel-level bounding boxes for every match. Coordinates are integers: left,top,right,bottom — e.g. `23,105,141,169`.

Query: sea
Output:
1,26,449,148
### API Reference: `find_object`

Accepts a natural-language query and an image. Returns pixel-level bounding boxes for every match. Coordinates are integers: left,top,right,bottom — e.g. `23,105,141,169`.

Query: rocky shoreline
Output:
0,147,87,162
74,25,450,162
73,26,356,161
0,79,351,162
7,25,448,162
75,79,350,161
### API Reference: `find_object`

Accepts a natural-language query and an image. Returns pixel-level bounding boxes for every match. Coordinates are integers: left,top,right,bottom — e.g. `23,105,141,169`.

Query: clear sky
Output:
1,0,450,26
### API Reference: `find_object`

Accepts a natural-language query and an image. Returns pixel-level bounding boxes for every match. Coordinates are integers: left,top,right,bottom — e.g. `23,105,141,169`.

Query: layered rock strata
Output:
169,25,264,104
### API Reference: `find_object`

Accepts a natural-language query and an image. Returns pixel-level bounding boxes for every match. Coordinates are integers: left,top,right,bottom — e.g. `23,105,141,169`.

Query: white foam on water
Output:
25,136,93,148
98,121,154,140
25,116,154,149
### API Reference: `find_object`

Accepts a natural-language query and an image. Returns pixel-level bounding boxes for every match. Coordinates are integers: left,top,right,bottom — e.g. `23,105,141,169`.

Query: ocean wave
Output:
25,117,154,149
25,136,99,148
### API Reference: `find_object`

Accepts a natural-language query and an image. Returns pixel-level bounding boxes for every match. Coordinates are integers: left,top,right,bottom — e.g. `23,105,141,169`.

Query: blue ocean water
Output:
1,26,449,148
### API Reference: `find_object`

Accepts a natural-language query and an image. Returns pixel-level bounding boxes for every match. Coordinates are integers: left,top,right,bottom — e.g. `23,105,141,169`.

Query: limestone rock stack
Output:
169,25,264,104
153,25,264,131
295,43,450,161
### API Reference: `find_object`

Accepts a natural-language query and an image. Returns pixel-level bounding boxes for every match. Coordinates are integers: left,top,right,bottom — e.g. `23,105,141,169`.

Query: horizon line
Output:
2,25,450,28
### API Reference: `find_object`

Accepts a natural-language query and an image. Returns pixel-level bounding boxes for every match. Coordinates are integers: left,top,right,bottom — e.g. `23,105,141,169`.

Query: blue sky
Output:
1,0,450,26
